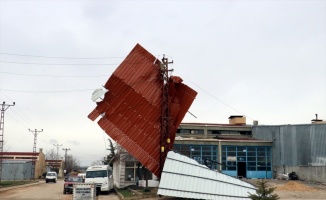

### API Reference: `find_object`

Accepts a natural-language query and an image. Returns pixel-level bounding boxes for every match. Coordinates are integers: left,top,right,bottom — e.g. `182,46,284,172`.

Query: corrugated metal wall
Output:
253,124,326,166
1,161,32,180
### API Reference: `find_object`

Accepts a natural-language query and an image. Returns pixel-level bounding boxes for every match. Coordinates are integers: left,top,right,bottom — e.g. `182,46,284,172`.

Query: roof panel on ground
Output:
158,151,256,199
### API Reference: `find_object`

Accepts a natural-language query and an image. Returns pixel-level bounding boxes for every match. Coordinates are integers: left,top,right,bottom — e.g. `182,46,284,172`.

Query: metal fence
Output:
1,160,32,180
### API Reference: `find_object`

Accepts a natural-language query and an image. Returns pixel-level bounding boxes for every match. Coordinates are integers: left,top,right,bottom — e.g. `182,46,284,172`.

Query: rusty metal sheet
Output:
88,44,197,177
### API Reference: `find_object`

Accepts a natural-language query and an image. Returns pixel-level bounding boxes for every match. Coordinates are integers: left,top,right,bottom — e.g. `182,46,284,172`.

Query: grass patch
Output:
128,185,151,192
117,189,136,198
0,180,37,188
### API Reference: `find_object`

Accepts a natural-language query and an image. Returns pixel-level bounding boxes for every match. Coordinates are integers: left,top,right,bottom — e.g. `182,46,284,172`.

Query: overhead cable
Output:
0,52,123,59
0,60,118,65
0,89,95,93
0,71,109,77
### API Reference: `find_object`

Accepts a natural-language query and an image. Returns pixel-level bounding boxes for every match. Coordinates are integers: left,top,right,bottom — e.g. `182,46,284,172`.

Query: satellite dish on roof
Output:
91,88,108,102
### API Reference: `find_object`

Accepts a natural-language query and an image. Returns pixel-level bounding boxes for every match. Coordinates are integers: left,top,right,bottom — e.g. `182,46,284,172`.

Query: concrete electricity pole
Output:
62,148,70,175
160,55,173,177
53,144,63,159
0,102,15,183
28,128,43,180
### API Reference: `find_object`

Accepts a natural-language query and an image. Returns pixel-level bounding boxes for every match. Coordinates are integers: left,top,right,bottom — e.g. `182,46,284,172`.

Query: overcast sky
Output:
0,0,325,166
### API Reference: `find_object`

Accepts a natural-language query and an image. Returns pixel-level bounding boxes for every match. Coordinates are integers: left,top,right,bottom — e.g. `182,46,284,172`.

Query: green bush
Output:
248,179,280,200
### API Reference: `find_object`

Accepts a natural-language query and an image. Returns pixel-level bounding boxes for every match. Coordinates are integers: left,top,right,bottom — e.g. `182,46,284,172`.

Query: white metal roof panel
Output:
158,151,256,200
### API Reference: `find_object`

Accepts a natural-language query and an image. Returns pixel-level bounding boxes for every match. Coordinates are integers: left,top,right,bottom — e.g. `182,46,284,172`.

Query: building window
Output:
207,130,221,134
222,146,272,173
176,129,204,134
173,144,218,170
209,131,240,135
124,162,151,182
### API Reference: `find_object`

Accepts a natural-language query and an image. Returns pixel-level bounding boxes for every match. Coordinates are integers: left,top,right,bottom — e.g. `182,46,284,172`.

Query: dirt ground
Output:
142,179,326,200
245,179,326,200
1,179,324,200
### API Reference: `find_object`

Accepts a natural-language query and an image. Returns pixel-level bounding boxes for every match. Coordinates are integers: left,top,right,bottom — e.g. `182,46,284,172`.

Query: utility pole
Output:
53,144,62,159
62,148,70,175
28,128,43,180
159,55,173,177
0,102,15,183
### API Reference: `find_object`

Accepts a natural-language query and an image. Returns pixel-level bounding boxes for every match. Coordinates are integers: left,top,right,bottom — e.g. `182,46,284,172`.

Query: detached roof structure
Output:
158,151,256,199
88,44,197,177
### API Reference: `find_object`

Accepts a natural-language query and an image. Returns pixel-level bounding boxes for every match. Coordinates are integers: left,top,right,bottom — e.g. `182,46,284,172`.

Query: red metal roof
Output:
88,44,197,177
0,152,39,156
45,160,63,162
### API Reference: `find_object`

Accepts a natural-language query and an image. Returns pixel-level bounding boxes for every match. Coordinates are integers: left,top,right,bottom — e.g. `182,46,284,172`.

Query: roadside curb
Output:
0,180,45,193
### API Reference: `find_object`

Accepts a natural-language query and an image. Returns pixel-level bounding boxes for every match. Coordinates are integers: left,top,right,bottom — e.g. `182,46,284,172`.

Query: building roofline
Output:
180,122,251,127
45,160,63,162
175,137,271,143
0,152,39,156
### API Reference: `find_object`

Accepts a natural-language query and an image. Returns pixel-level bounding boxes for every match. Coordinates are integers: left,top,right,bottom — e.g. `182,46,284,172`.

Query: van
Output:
45,171,57,183
85,165,113,195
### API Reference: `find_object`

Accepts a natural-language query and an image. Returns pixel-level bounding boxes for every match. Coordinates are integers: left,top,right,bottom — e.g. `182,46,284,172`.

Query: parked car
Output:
63,176,84,194
77,173,86,182
45,172,57,183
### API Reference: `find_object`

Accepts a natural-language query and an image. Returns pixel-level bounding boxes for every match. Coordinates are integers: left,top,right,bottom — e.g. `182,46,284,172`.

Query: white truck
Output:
84,165,113,195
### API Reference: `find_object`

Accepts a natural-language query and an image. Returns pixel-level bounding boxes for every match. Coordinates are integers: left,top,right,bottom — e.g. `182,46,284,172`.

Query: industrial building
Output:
253,122,326,182
174,116,326,182
112,115,326,186
174,116,273,179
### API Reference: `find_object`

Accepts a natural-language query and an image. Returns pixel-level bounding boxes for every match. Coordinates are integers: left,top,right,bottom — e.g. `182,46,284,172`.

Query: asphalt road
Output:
0,180,120,200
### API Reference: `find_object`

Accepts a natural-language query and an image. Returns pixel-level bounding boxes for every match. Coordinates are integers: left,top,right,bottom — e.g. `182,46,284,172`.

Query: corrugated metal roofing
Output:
88,44,197,177
158,151,256,200
0,152,39,156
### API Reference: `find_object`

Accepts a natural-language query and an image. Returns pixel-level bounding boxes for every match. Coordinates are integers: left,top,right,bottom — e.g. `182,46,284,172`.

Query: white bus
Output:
85,165,113,195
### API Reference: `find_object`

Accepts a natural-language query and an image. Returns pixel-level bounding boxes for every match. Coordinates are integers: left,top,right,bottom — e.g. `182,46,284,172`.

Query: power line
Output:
0,89,95,93
0,92,54,146
0,60,118,65
0,71,109,77
0,52,124,59
0,91,40,128
174,69,254,121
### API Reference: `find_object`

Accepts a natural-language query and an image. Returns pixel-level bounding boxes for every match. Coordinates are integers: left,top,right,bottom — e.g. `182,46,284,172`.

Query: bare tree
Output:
65,154,81,173
21,169,28,180
9,164,20,180
91,160,103,166
45,148,59,160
